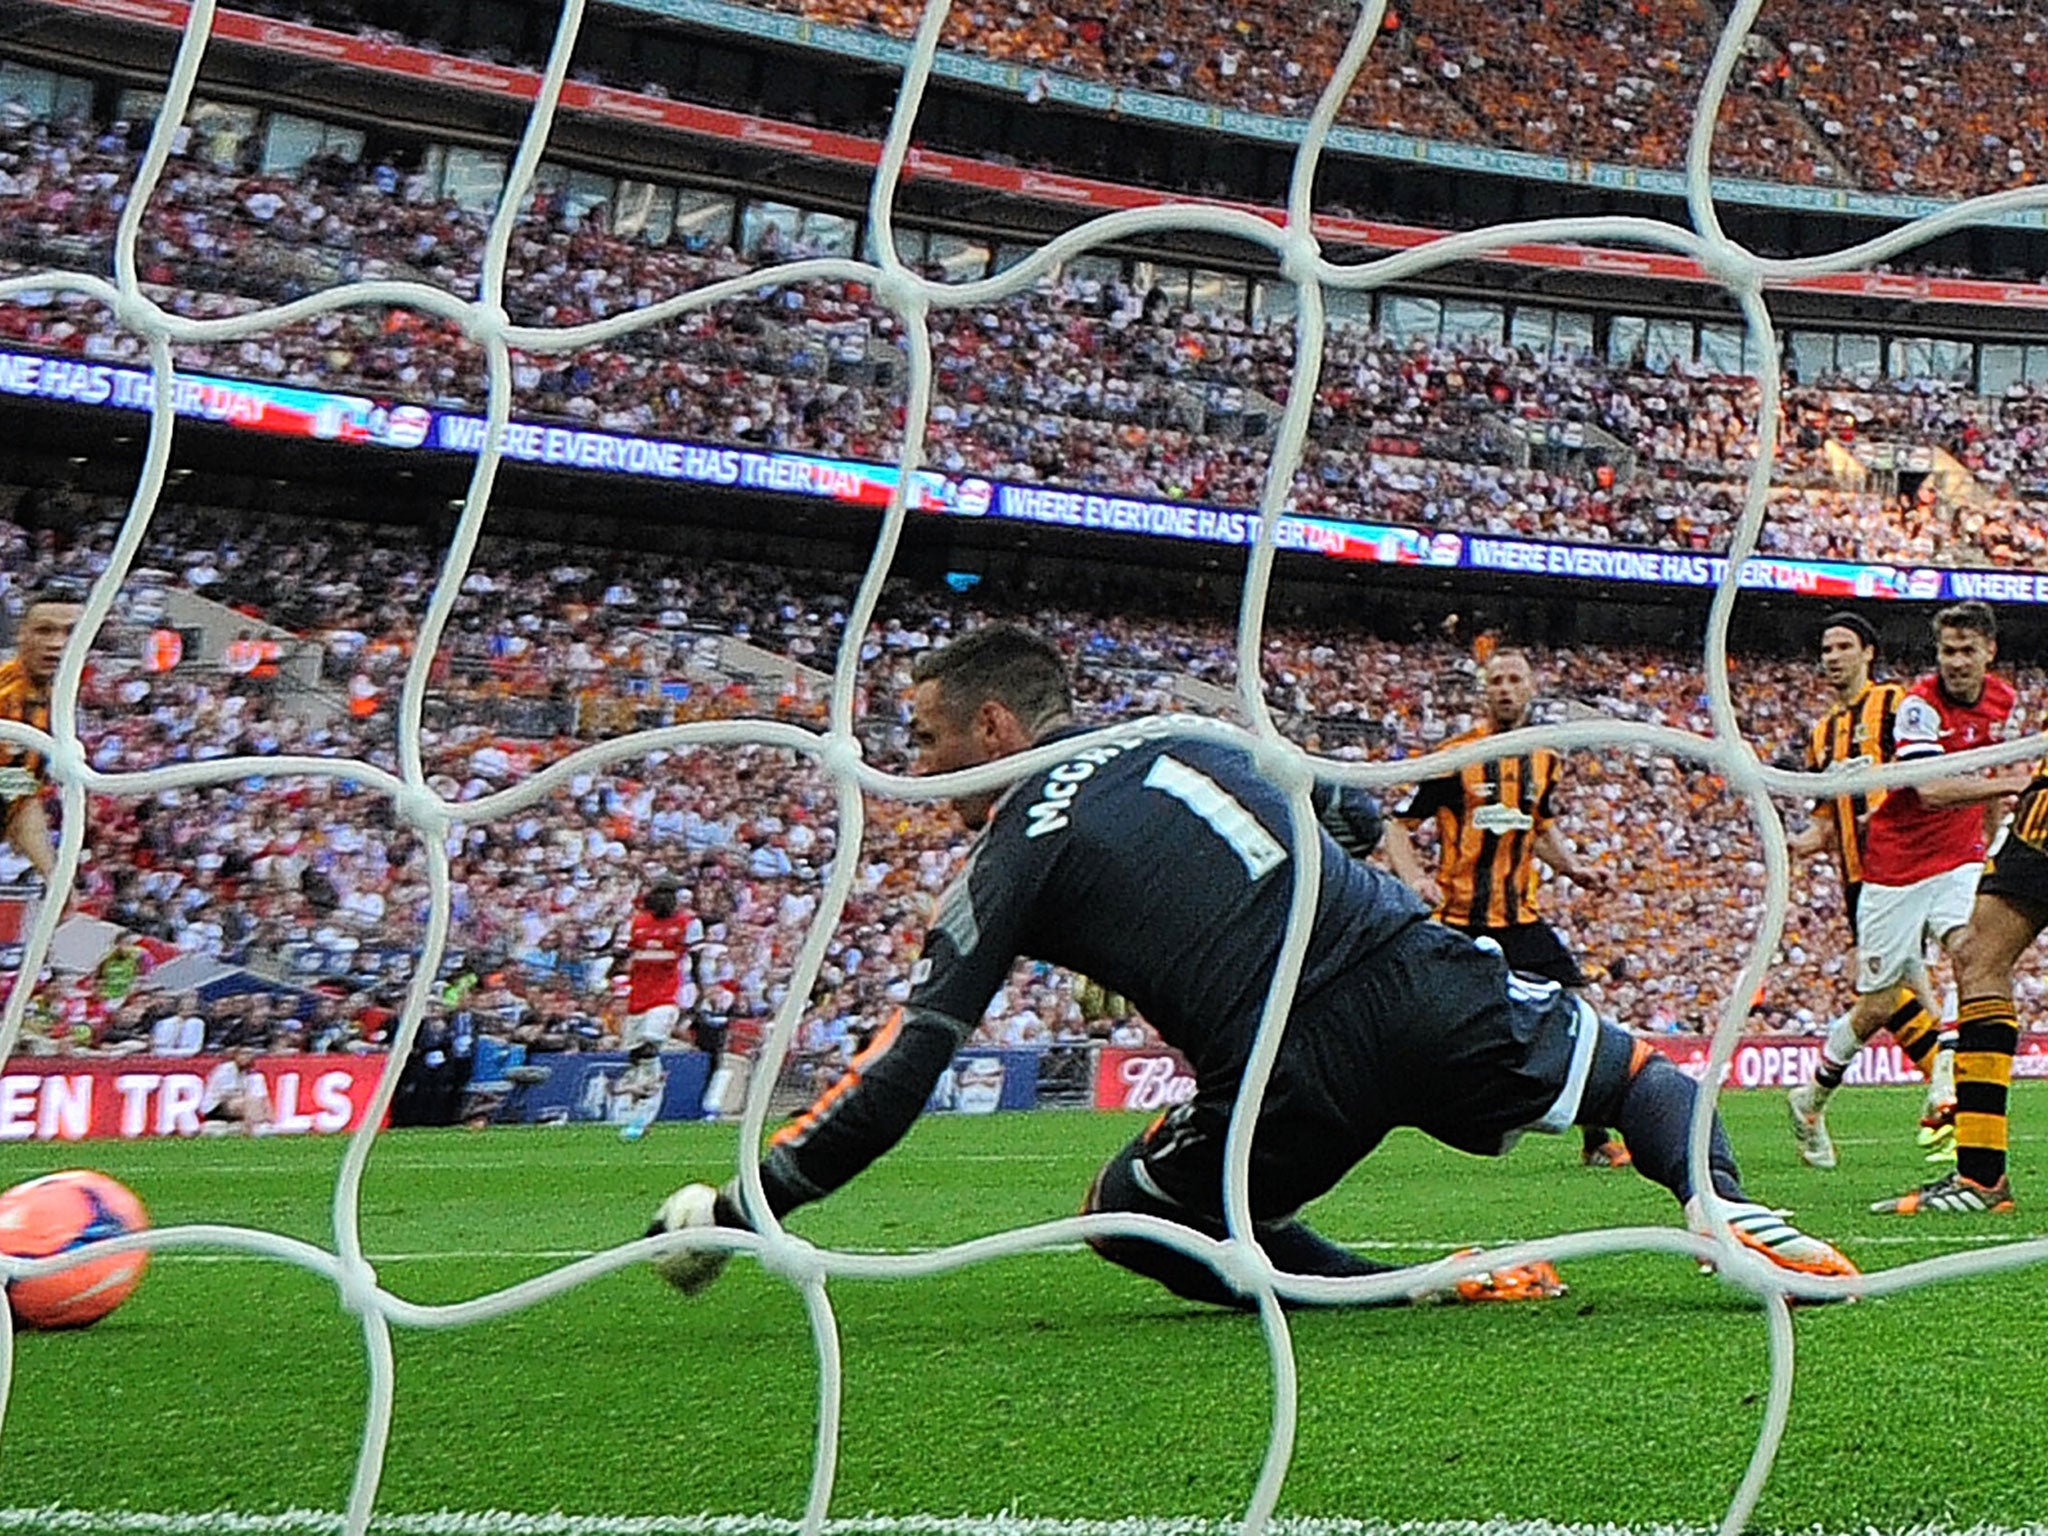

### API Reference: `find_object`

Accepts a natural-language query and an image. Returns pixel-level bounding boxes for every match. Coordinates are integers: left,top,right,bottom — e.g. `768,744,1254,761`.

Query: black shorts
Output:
1451,920,1587,989
1980,798,2048,925
1141,923,1592,1220
1366,924,1591,1156
1844,881,1862,930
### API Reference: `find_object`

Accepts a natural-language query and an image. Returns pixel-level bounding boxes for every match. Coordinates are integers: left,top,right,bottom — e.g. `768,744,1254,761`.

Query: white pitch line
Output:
134,1153,1074,1176
59,1133,2048,1178
11,1514,2048,1536
155,1249,603,1265
139,1229,2048,1268
47,1126,2048,1180
1822,1135,2027,1147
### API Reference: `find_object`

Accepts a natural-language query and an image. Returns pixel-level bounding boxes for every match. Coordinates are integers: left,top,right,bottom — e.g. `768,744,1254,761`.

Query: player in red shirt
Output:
623,878,702,1051
1883,609,2048,1213
1787,605,2030,1208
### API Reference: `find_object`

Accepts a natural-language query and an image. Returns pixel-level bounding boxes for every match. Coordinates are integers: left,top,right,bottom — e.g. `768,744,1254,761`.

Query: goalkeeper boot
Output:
1446,1248,1569,1303
1686,1196,1859,1281
1786,1082,1837,1170
1871,1170,2015,1216
1582,1139,1632,1169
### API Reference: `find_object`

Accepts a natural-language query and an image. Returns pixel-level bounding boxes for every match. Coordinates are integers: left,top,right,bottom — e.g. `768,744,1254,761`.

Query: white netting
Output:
5,0,2048,1531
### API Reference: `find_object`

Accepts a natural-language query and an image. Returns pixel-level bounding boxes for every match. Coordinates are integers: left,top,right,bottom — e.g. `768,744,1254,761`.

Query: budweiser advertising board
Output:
0,1055,387,1141
1095,1048,1201,1112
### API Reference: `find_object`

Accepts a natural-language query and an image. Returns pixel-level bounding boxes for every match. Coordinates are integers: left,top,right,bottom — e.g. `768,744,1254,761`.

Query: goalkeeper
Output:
655,626,1855,1305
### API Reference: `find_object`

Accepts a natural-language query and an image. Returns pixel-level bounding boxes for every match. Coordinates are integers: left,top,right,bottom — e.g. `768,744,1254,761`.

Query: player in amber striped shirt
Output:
1916,739,2048,1211
1794,623,1906,920
0,589,83,881
1384,649,1621,1165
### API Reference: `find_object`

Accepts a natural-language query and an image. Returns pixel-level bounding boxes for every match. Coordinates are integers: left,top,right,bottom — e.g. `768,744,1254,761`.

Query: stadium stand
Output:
216,0,2046,196
5,497,2047,1070
5,2,2048,1105
3,106,2048,569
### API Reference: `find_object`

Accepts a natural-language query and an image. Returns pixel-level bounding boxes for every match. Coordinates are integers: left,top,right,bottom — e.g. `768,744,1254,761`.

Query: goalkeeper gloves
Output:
1312,783,1384,862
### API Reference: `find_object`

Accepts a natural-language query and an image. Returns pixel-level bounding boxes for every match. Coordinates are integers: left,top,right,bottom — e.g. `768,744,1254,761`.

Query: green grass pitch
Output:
6,1086,2048,1532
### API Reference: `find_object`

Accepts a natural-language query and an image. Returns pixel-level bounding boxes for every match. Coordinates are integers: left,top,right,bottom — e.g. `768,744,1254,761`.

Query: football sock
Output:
622,1100,658,1138
1259,1221,1404,1287
1581,1028,1744,1212
702,1065,734,1118
1929,1034,1958,1103
1810,1010,1862,1102
1082,1137,1399,1309
1616,1057,1744,1205
1955,995,2019,1188
1581,1024,1742,1204
1887,988,1941,1070
1582,1125,1617,1155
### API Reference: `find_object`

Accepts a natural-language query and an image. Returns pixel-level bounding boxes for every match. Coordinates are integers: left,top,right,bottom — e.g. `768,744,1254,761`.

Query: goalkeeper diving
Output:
650,626,1856,1305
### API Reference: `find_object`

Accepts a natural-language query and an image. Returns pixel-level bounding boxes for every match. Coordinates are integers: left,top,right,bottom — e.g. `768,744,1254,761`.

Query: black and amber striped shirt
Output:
1399,726,1562,928
1803,680,1903,887
0,657,50,808
2009,775,2048,852
1999,720,2048,852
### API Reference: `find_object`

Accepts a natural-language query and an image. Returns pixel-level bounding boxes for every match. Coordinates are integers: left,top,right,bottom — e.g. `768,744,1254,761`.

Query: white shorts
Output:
624,1004,680,1047
1855,862,1981,994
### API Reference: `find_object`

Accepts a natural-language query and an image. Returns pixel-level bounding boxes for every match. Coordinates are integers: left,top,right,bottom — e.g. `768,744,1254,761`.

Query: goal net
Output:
1,0,2043,1532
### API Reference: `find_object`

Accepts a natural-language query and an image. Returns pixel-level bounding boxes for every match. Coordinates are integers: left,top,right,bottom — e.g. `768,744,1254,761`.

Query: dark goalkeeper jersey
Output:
760,720,1435,1214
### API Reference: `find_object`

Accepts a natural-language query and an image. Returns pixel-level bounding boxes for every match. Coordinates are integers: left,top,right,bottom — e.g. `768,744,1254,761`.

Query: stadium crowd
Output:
6,110,2048,570
241,0,2048,199
1765,1,2048,198
666,0,2048,200
7,496,2048,1079
7,0,2048,1080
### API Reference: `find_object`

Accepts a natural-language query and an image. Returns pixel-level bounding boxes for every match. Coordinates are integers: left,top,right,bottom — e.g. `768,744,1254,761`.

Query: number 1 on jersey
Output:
1143,755,1287,879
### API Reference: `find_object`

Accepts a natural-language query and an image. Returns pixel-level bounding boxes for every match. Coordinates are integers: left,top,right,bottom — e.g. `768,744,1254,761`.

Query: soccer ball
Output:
647,1183,730,1295
0,1170,151,1330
